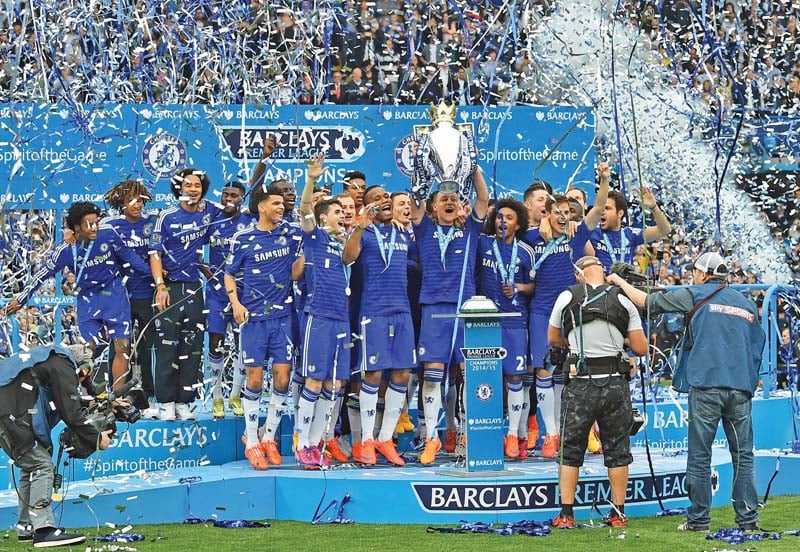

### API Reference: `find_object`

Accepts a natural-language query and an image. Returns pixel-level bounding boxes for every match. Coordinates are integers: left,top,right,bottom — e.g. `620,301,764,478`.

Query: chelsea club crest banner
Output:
0,104,595,210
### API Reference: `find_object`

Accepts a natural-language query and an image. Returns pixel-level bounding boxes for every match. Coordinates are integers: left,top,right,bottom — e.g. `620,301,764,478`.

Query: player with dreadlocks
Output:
103,180,160,417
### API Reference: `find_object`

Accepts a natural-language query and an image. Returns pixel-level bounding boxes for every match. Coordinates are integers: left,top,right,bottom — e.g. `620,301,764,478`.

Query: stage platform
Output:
1,392,797,528
0,447,736,528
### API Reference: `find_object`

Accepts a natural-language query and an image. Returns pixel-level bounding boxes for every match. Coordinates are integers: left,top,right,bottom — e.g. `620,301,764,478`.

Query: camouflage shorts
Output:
558,377,633,468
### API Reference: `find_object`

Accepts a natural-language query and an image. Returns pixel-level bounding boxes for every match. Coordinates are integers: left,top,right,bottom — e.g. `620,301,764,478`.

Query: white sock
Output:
379,381,407,442
295,387,319,449
518,382,532,439
405,372,418,414
359,381,379,443
422,380,442,440
209,353,225,400
231,354,246,397
374,397,385,439
506,380,524,437
262,388,288,441
347,394,362,443
242,386,261,446
309,388,335,447
324,394,343,442
290,372,305,417
445,383,457,431
537,375,556,435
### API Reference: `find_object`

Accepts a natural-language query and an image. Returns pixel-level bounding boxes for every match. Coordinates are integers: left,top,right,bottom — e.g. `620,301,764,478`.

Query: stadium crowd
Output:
0,0,552,106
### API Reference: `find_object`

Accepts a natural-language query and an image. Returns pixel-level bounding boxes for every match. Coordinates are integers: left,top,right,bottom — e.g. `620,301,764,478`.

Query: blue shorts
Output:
206,290,234,335
357,312,417,374
301,314,351,381
501,327,529,376
528,312,551,370
296,309,307,350
418,303,464,365
78,284,131,345
240,316,294,368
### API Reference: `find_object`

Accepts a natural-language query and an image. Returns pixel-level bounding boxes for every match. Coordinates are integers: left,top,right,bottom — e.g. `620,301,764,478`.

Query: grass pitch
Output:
2,495,799,551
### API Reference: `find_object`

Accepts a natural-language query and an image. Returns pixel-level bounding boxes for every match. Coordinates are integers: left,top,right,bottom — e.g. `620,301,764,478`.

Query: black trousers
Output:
108,296,158,397
152,281,205,404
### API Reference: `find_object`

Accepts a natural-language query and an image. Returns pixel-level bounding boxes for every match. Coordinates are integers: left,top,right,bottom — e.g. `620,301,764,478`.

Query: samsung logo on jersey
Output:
179,229,207,245
85,251,112,268
209,236,233,248
326,244,344,256
481,258,521,272
433,229,464,239
124,237,148,248
254,247,291,262
382,242,409,252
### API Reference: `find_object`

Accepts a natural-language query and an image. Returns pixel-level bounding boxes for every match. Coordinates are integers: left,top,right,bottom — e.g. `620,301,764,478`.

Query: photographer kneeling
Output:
0,344,114,547
548,256,648,528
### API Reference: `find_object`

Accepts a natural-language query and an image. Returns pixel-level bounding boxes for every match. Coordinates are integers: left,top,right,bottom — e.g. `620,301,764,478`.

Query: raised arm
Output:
641,187,672,243
472,165,489,220
342,202,380,264
300,154,325,234
9,249,63,312
247,136,276,189
583,162,610,231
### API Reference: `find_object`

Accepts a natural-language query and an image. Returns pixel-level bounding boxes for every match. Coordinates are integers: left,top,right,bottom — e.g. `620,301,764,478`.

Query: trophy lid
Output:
429,99,457,126
460,295,500,314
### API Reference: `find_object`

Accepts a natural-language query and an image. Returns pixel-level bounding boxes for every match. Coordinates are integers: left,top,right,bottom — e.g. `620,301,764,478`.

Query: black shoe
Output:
33,527,86,548
17,524,33,542
739,522,764,532
676,521,709,532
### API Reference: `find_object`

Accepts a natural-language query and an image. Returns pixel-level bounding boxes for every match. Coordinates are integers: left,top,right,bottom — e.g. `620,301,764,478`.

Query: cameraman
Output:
548,256,648,528
0,343,113,547
608,251,764,532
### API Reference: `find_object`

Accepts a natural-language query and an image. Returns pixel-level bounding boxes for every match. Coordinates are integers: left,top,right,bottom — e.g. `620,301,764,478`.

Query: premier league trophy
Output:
412,99,478,205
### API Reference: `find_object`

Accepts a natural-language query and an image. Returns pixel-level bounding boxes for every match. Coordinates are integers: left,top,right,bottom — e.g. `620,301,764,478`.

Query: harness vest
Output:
561,283,630,339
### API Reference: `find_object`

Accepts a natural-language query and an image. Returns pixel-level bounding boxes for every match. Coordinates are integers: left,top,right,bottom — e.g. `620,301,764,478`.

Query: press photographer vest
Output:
561,283,630,338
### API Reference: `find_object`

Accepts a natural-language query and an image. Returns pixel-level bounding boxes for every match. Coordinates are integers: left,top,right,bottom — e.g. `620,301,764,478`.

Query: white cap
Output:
691,252,728,277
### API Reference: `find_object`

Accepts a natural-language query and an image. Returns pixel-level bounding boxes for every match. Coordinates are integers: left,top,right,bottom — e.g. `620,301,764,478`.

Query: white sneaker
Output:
159,402,176,421
175,403,196,420
142,406,160,419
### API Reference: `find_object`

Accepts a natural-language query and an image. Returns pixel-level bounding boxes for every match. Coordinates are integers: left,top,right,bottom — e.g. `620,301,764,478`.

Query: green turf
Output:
2,495,798,551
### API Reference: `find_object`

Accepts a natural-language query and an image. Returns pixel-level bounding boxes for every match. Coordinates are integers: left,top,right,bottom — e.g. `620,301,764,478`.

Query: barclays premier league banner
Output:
0,104,595,210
